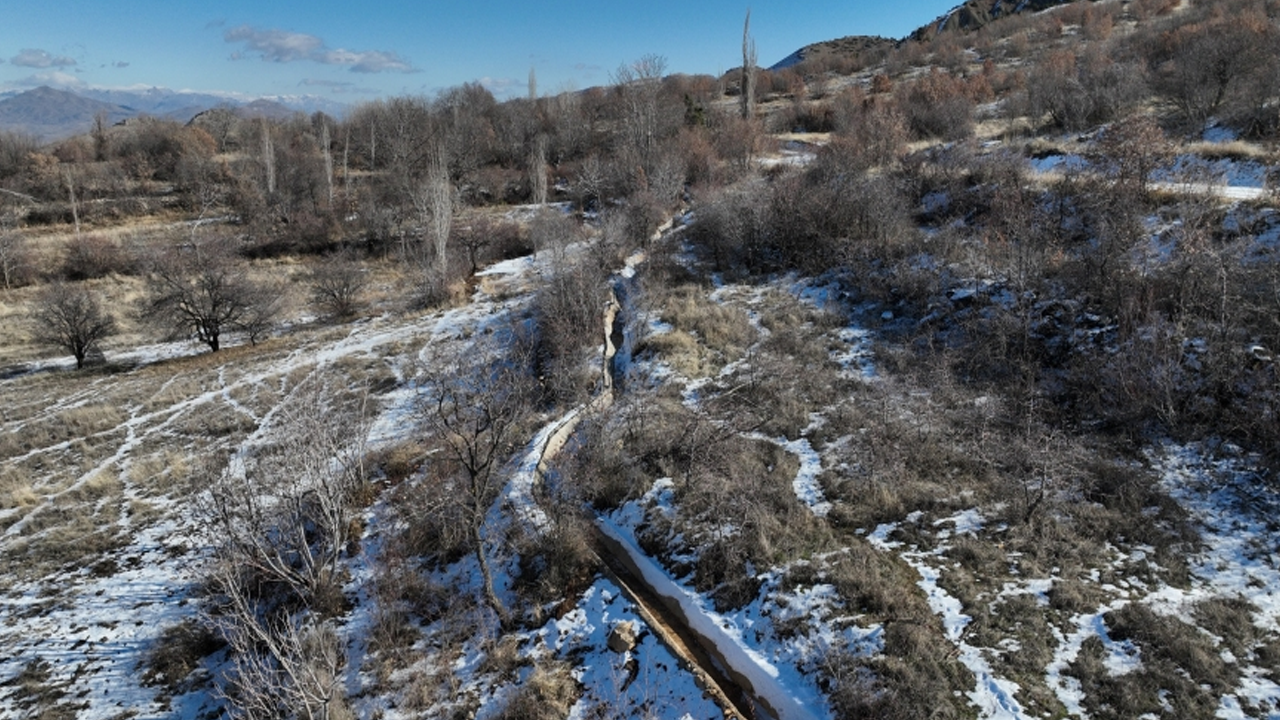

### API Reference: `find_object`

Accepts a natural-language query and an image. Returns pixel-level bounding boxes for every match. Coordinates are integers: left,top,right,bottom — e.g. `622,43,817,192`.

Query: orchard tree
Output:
32,282,116,369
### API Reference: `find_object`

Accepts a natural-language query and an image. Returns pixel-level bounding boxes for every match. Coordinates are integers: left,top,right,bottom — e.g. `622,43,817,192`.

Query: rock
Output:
607,620,638,653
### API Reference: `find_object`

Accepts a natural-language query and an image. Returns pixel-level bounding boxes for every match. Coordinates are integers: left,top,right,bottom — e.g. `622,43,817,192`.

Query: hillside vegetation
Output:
5,0,1280,718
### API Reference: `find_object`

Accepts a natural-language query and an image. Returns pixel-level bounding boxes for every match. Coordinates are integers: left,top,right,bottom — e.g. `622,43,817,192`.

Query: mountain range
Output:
0,85,348,143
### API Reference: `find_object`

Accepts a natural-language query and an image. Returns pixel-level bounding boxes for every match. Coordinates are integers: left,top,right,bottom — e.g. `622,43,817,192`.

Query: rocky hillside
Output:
910,0,1077,40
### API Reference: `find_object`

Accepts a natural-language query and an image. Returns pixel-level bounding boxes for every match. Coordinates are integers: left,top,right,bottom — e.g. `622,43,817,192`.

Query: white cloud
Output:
321,49,413,74
11,48,76,69
224,24,415,74
14,71,86,89
299,78,377,94
477,76,521,97
224,25,323,63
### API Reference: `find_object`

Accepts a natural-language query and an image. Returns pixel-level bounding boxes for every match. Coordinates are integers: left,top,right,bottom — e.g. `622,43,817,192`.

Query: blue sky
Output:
0,1,959,102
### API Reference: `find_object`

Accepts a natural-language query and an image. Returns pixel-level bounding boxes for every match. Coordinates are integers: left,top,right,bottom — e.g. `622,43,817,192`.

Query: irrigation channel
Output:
515,233,818,720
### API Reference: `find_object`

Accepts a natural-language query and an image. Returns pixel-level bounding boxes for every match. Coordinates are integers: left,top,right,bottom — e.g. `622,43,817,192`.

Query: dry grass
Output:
1065,602,1238,718
8,498,125,580
0,403,125,461
636,329,709,377
637,283,755,377
370,440,429,485
124,450,191,491
1185,140,1274,161
491,659,579,720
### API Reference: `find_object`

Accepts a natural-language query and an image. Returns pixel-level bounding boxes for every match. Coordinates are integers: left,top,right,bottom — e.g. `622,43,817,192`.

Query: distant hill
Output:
772,0,1076,69
770,35,897,71
0,86,134,142
0,86,348,144
235,98,299,121
78,87,235,122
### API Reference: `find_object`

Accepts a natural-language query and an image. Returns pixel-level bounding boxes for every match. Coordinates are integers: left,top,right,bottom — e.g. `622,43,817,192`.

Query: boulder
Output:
607,620,638,653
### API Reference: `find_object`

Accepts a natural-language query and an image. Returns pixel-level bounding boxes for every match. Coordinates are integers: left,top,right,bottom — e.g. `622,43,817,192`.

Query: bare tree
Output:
419,338,536,627
320,121,334,209
411,137,453,278
612,54,668,164
92,111,109,163
741,10,757,120
0,229,30,290
65,169,81,237
529,133,549,207
32,282,116,369
574,153,608,211
146,244,281,352
260,118,276,196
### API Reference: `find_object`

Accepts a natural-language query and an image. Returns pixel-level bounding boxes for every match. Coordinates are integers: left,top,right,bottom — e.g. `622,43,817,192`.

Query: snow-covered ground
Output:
8,207,1280,720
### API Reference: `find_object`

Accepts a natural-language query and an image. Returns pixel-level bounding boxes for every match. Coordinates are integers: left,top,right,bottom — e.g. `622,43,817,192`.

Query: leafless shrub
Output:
532,249,608,406
687,182,769,274
828,95,908,171
309,251,367,320
896,69,974,141
1024,49,1146,131
513,515,598,613
528,207,580,261
202,376,370,720
212,607,352,720
203,376,369,612
1149,12,1278,133
454,215,525,272
766,168,916,274
555,398,671,511
142,619,224,692
61,233,133,280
